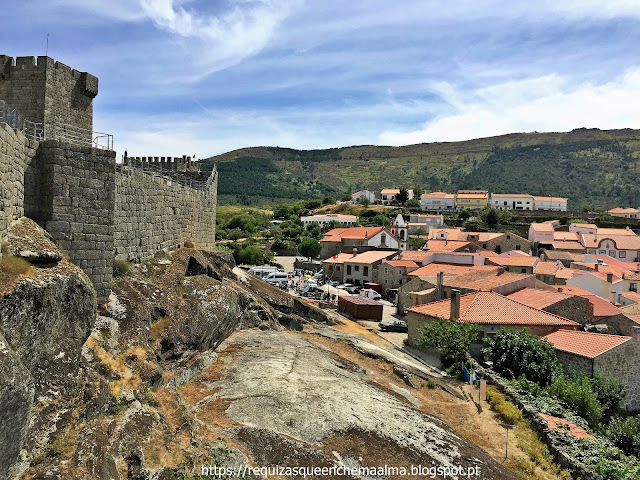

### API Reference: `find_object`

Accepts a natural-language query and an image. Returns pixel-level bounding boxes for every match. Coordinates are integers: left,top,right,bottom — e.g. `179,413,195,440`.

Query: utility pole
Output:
500,423,517,461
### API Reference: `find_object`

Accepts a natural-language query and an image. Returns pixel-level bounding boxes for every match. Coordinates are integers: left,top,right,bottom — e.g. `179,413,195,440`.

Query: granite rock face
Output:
2,218,62,263
0,333,34,480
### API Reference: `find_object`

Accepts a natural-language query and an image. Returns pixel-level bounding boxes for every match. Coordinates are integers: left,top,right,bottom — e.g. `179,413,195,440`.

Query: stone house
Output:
342,250,397,286
319,227,400,258
541,328,640,411
507,288,592,324
533,261,564,285
407,290,579,354
321,252,355,280
378,260,421,291
487,255,538,274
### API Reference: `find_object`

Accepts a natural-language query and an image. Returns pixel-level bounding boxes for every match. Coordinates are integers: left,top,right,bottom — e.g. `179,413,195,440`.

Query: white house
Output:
533,196,568,211
420,192,456,211
581,234,640,263
566,270,623,302
608,207,639,219
380,188,414,204
351,190,375,205
528,222,556,243
390,214,408,251
490,194,534,211
407,213,444,232
301,214,358,228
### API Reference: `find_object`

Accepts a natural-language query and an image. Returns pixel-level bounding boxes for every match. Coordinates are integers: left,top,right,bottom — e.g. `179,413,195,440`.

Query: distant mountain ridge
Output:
202,128,640,208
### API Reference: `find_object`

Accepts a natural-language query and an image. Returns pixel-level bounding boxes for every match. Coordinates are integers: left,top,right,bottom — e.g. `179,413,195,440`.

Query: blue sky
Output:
3,1,640,159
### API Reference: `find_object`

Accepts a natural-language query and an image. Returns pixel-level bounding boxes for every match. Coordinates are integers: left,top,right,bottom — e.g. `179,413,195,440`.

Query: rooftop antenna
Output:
46,33,49,57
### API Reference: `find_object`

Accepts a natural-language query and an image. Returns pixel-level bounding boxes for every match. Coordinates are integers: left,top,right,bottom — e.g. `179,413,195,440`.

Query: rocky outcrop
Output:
0,333,34,480
2,218,62,264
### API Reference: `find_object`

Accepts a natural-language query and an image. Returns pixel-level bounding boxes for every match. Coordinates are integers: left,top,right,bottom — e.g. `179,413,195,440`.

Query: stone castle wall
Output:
0,123,39,236
36,140,116,302
114,166,217,262
0,55,96,130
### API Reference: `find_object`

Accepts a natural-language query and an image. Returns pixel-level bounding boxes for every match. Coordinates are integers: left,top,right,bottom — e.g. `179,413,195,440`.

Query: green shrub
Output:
113,259,135,277
417,318,478,366
486,386,524,425
546,375,603,428
591,374,625,418
607,416,640,457
484,328,561,386
426,379,436,389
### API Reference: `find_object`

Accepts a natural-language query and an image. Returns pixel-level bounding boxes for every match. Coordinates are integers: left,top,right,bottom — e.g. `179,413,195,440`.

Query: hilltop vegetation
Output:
202,128,640,209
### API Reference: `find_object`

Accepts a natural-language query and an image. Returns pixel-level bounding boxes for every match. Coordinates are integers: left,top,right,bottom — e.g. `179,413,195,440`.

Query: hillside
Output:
202,128,640,209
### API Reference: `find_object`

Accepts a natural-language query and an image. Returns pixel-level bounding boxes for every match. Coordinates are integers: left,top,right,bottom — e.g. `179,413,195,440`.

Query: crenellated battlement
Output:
125,154,199,172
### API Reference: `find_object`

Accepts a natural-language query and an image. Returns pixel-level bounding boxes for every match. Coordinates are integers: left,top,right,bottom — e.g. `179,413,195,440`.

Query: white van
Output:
249,265,278,279
359,289,382,301
264,271,290,285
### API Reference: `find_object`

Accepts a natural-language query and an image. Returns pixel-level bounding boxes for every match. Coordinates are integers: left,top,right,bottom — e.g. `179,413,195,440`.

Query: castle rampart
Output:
0,54,217,304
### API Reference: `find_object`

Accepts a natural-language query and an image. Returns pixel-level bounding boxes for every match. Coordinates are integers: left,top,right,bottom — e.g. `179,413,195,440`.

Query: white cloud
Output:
378,68,640,145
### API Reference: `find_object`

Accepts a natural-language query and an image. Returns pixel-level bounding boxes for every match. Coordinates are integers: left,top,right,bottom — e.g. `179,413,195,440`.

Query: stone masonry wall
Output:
37,140,116,303
0,123,39,237
556,350,593,376
594,339,640,411
114,166,217,262
0,55,95,131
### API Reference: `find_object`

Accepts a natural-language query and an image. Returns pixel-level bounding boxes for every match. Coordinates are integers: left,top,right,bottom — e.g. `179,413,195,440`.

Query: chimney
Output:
633,326,640,341
450,289,461,320
353,247,358,256
607,273,613,283
437,271,444,299
497,267,505,275
557,287,563,293
595,263,599,271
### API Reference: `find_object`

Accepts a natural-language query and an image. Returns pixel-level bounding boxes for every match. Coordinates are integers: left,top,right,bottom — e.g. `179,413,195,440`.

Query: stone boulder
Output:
2,217,62,263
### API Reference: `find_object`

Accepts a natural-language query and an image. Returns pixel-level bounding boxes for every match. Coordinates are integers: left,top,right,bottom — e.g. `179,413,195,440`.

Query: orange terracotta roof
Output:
491,193,534,198
408,263,498,277
534,196,567,203
609,207,639,214
385,260,420,268
443,271,533,291
589,270,622,283
555,286,623,317
394,251,434,262
347,250,397,264
538,414,596,440
322,253,355,264
544,251,585,262
553,231,580,241
477,250,500,257
380,188,400,194
470,232,504,241
625,272,640,281
572,223,597,229
621,291,640,303
409,292,579,327
429,228,469,241
581,234,640,250
425,240,472,252
625,313,640,324
554,268,578,280
541,329,630,358
531,223,555,232
457,193,488,199
534,261,561,275
507,288,573,310
598,228,637,236
501,250,531,257
550,241,585,251
488,256,538,267
421,192,454,198
320,227,385,241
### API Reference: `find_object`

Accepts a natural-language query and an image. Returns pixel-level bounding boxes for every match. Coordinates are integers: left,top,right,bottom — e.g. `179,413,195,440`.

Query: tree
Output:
546,375,603,428
485,208,499,226
273,204,292,219
360,197,370,207
322,195,335,205
484,328,561,386
270,237,288,252
298,237,321,260
458,209,472,221
340,194,352,202
305,223,322,239
406,199,420,209
417,318,478,366
396,188,409,205
238,245,267,265
413,186,424,198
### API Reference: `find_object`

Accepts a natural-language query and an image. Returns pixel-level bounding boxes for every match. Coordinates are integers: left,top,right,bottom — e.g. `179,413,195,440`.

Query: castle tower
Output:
0,55,98,131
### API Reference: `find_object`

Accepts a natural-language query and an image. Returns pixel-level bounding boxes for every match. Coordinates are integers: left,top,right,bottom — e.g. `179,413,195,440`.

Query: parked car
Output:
359,288,381,300
264,271,290,285
249,265,279,279
379,320,408,333
337,283,353,290
345,285,361,294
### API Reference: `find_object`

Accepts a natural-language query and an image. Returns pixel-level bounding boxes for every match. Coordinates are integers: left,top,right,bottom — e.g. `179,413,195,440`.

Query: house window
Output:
516,245,521,250
346,265,352,275
619,251,626,258
355,265,360,272
506,235,511,239
381,234,386,245
630,283,637,292
609,250,616,257
399,278,403,284
363,266,369,276
599,250,606,255
337,266,340,271
384,267,388,274
521,268,527,273
588,249,596,254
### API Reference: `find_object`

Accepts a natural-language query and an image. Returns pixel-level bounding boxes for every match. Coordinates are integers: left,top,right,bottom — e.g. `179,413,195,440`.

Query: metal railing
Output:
0,99,113,149
45,123,113,150
116,160,217,192
0,100,45,141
